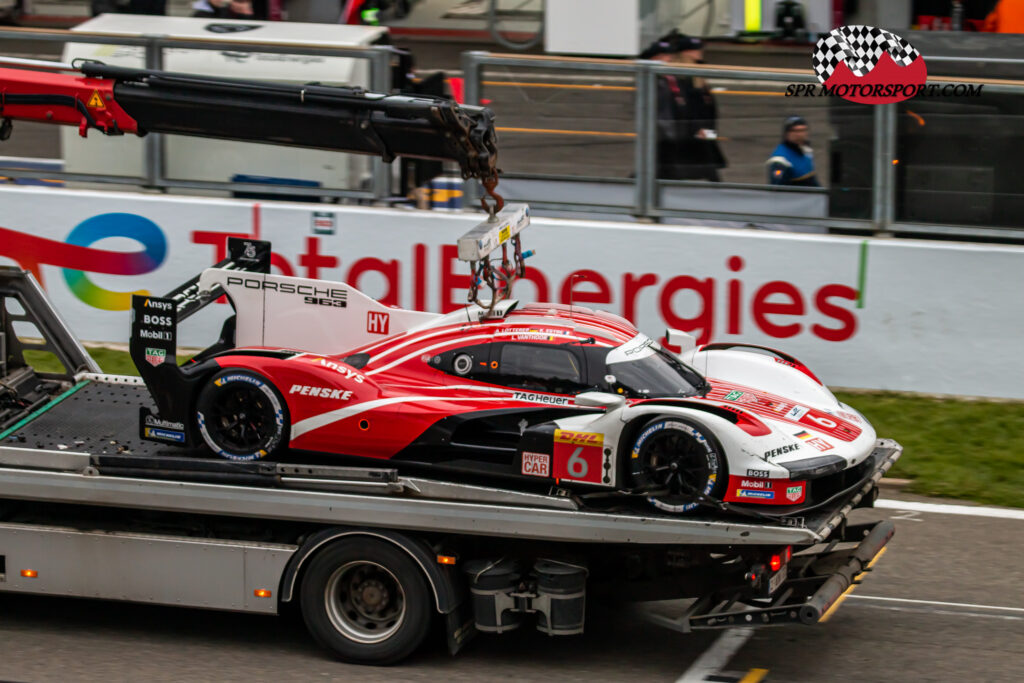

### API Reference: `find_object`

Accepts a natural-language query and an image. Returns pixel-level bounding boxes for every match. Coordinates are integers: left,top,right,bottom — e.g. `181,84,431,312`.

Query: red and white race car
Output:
133,238,877,517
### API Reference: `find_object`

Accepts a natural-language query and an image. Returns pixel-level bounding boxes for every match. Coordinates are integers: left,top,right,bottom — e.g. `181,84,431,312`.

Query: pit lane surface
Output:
1,494,1021,682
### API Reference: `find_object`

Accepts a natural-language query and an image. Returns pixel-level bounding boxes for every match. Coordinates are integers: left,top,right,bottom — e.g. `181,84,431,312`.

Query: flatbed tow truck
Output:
0,59,901,665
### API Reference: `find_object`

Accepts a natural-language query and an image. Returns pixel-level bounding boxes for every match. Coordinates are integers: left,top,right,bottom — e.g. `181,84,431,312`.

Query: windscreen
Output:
601,334,706,398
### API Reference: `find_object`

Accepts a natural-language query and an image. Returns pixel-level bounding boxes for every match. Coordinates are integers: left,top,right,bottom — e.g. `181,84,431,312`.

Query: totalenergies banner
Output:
2,185,1022,398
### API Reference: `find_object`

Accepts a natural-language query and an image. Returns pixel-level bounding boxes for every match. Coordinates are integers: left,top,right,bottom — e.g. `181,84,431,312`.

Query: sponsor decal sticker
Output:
806,437,834,452
513,391,571,406
144,415,184,430
289,385,354,400
144,347,166,367
764,443,800,459
367,311,390,335
794,430,811,440
786,405,809,421
724,390,744,401
553,429,603,483
521,452,550,477
736,489,775,500
144,427,185,443
316,358,365,383
723,475,807,505
746,469,769,478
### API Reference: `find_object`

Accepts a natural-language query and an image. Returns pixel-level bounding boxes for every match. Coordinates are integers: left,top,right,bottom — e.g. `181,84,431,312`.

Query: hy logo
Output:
813,25,927,104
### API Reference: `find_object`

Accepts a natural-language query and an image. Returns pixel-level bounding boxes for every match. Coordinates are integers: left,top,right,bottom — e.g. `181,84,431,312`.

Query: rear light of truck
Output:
769,545,793,572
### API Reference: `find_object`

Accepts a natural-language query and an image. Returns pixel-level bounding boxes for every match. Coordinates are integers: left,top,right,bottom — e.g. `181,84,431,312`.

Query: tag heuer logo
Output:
786,485,803,502
145,347,167,367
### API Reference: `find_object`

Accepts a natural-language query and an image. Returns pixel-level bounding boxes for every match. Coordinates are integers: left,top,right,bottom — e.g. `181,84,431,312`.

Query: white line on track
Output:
676,627,754,683
848,595,1024,613
846,603,1023,621
875,499,1024,521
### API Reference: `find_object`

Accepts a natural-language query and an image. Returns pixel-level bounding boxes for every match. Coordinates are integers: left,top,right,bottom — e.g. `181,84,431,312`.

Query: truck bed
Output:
0,375,902,548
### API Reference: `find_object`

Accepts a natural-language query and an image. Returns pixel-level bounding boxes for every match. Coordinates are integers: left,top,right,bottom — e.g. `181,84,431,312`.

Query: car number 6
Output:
807,415,837,429
568,447,588,478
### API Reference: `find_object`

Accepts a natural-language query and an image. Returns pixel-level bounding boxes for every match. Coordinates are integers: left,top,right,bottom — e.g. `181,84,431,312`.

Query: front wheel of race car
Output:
195,369,289,461
628,417,726,514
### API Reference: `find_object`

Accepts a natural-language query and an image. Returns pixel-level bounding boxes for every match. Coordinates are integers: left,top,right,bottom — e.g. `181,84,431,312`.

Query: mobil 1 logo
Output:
130,294,177,370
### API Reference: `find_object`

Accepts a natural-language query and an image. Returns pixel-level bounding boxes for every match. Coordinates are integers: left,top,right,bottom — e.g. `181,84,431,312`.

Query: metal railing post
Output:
634,62,656,218
143,36,165,190
368,47,393,202
461,51,485,211
871,102,897,234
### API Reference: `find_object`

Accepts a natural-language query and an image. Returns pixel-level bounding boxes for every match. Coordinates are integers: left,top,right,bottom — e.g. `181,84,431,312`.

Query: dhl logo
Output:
554,430,603,447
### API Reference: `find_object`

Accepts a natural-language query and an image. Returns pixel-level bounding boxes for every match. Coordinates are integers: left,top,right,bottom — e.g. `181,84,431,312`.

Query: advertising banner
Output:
2,185,1022,398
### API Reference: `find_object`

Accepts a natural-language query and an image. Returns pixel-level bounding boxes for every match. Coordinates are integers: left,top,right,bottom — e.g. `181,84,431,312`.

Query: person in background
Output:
766,115,819,187
984,0,1024,33
640,30,726,182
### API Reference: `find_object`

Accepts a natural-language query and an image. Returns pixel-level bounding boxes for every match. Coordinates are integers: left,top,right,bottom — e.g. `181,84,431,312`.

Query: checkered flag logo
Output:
813,25,921,83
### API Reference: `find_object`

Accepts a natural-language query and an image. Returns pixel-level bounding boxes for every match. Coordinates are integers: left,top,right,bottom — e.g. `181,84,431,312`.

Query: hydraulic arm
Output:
0,61,499,185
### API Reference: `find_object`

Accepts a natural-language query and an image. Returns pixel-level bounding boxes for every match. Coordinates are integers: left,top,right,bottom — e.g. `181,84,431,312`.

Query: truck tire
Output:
628,416,726,514
299,538,433,665
195,369,288,461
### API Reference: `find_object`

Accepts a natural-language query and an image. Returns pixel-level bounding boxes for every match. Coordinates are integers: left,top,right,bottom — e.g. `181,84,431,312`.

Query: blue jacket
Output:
767,141,819,187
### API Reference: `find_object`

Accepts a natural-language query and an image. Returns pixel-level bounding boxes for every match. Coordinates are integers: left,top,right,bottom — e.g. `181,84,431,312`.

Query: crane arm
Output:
0,61,499,182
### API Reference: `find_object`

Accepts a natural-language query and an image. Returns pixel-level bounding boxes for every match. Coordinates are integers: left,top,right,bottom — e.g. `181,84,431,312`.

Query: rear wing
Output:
128,237,271,428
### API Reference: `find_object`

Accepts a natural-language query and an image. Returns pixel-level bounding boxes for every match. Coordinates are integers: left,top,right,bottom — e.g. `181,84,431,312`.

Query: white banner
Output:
2,185,1022,398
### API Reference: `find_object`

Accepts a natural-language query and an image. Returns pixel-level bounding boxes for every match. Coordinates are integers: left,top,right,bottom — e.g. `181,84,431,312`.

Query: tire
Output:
195,369,288,461
628,417,727,514
299,538,433,665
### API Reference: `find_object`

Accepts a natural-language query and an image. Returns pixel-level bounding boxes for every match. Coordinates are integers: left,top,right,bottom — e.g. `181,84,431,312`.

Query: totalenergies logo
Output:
0,213,166,310
812,25,927,104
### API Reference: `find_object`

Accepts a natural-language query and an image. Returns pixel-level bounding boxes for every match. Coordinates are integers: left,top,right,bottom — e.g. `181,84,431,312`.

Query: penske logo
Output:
289,385,353,400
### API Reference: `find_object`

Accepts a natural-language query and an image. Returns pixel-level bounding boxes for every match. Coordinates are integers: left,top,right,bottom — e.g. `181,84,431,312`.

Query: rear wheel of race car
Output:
628,417,726,514
300,538,433,665
195,369,288,461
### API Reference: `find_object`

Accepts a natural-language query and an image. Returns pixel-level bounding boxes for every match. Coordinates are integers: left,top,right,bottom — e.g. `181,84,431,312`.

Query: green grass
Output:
835,391,1024,509
23,347,193,375
20,348,1024,509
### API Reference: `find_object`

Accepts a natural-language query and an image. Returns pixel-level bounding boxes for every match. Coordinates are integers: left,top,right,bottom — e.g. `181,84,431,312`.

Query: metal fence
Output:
3,30,1024,239
462,51,1024,239
0,28,394,201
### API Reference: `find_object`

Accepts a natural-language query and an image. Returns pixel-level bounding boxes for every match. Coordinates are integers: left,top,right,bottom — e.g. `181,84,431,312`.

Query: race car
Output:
131,238,878,517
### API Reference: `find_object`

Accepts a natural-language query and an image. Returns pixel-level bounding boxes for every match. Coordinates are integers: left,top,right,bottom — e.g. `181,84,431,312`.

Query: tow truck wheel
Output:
299,538,433,665
195,369,288,461
628,417,726,514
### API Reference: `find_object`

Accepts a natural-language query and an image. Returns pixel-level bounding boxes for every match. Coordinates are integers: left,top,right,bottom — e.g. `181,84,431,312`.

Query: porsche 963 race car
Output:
132,225,877,518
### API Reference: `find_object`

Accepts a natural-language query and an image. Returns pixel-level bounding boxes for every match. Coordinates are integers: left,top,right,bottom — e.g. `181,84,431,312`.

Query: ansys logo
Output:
787,25,981,103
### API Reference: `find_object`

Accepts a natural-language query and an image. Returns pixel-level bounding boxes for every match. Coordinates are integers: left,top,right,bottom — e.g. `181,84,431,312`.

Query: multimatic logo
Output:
225,276,347,308
786,25,982,104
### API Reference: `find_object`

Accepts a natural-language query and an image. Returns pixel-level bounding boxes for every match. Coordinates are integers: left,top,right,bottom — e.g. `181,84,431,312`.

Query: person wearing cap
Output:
640,30,727,182
766,116,819,187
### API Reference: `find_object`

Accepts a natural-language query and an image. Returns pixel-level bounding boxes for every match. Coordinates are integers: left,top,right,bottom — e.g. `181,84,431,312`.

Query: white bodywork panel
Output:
199,268,438,356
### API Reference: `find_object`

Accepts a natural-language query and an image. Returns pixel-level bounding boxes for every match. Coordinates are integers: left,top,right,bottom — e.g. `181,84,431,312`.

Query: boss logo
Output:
143,314,173,326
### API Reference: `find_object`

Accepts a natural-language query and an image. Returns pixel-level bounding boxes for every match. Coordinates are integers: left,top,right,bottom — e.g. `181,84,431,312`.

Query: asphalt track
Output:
1,494,1021,683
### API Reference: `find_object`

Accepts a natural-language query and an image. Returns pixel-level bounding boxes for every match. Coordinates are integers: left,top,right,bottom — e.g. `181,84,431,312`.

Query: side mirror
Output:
666,328,696,353
575,391,626,410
